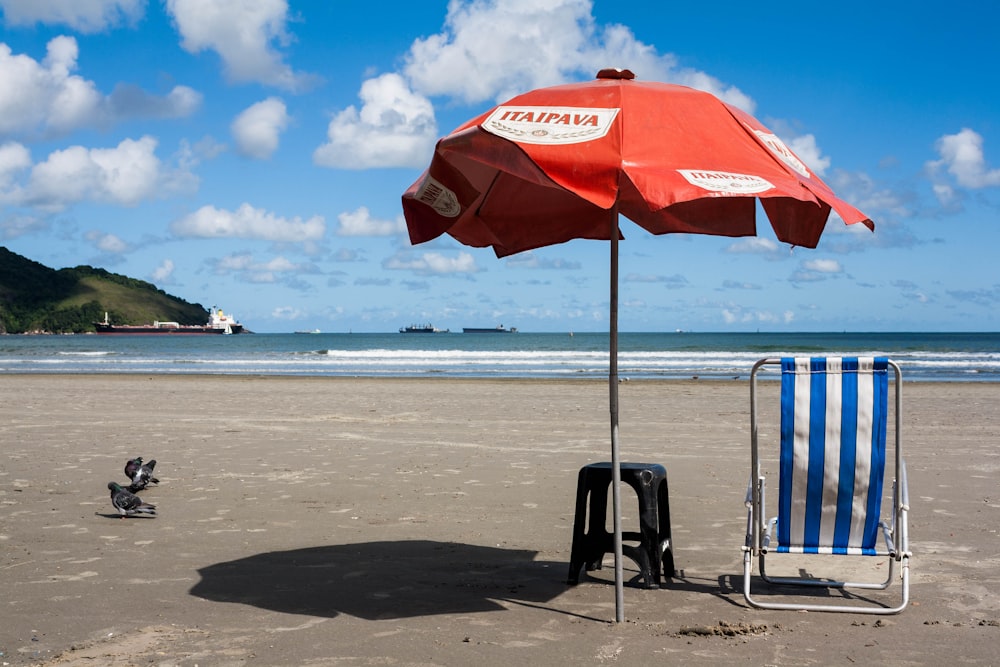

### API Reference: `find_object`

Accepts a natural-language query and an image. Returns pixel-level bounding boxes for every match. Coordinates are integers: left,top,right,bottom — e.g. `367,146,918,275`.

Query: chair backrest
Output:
776,357,890,555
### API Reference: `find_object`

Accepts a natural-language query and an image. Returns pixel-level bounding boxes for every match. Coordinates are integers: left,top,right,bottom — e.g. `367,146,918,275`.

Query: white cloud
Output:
946,286,1000,307
0,36,200,138
893,280,930,304
271,305,307,320
801,258,842,274
931,181,956,205
335,206,406,237
210,251,318,283
313,73,437,169
170,202,325,242
404,0,597,105
0,0,144,32
0,37,100,135
85,229,129,253
624,273,688,287
151,258,175,283
927,128,1000,191
106,82,202,120
384,250,479,275
902,291,929,304
215,252,254,271
403,0,753,110
2,136,177,211
0,211,46,239
231,97,288,159
721,306,789,325
175,136,227,171
166,0,315,91
0,141,31,188
257,255,300,272
505,252,581,269
791,258,843,283
331,247,361,262
834,171,909,215
725,237,783,256
721,280,761,290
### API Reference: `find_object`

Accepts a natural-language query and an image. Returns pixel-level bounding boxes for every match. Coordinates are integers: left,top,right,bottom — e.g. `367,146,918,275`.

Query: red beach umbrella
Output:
401,68,874,622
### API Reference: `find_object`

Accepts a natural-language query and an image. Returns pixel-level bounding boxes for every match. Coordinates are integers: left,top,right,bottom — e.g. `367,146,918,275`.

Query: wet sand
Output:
1,375,998,665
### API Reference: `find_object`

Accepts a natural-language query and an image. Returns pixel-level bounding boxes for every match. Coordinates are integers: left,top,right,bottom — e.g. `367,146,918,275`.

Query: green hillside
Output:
0,247,209,334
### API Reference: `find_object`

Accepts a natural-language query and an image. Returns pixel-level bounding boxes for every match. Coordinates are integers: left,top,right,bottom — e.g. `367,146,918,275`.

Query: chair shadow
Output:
190,539,589,621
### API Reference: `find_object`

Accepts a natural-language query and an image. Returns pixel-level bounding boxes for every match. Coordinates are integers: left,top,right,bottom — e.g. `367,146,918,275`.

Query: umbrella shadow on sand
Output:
190,539,588,621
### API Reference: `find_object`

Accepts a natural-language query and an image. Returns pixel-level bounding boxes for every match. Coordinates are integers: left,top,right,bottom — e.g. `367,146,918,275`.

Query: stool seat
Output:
567,462,674,589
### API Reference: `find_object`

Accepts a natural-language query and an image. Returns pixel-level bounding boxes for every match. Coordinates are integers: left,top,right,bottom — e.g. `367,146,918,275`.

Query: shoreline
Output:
1,375,997,665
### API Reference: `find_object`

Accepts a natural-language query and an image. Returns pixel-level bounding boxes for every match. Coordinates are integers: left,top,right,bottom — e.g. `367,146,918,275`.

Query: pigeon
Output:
108,482,157,518
124,457,159,492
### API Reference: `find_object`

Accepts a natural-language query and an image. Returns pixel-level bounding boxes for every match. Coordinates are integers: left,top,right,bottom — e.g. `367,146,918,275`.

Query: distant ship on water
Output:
462,324,517,333
400,323,450,333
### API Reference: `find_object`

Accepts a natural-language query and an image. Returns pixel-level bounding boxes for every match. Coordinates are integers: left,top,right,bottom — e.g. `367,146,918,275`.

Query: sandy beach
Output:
1,375,998,666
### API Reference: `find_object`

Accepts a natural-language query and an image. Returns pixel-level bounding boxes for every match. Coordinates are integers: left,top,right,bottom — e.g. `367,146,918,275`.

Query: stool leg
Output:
632,471,661,589
584,480,611,572
658,477,675,578
567,467,591,585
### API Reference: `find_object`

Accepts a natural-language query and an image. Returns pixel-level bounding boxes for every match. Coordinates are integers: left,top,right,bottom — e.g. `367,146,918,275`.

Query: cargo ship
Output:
462,324,517,333
94,307,246,335
399,323,449,333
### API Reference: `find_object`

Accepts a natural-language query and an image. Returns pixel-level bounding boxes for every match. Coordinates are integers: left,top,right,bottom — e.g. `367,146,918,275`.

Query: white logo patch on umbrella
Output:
677,169,775,194
753,130,811,178
483,106,620,145
414,175,462,217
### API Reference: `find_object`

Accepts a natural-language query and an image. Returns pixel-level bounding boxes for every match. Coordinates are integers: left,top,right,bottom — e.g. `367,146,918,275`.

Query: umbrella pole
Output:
609,205,624,623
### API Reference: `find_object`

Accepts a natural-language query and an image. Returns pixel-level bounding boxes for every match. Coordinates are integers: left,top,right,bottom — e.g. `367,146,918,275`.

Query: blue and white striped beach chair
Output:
743,357,910,613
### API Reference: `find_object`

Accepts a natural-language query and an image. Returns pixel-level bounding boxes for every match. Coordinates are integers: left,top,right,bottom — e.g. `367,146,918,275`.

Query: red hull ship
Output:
94,307,245,335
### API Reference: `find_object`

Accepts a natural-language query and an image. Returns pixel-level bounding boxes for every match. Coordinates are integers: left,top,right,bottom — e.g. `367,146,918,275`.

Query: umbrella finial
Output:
597,68,635,80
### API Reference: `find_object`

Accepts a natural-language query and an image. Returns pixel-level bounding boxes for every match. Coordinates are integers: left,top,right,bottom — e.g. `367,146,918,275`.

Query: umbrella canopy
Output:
401,68,874,622
404,68,872,257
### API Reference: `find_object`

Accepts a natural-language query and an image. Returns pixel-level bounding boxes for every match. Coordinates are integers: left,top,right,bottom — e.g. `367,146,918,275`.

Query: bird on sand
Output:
108,482,157,518
124,457,159,492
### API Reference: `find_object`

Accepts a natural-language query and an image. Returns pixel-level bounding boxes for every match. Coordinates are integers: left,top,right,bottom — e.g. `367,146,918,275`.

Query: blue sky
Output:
1,0,997,333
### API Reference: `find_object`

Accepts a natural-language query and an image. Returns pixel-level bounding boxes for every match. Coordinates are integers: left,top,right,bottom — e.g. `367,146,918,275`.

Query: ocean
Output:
0,331,997,382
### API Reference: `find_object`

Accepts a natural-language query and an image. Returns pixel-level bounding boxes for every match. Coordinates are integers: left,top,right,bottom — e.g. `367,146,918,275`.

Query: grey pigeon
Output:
108,482,156,518
124,457,159,492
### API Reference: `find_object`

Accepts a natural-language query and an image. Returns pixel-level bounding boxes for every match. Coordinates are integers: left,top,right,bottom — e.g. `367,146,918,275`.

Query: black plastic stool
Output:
567,461,675,589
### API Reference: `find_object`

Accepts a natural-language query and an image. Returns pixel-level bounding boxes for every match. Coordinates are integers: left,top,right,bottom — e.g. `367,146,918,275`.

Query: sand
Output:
0,374,998,666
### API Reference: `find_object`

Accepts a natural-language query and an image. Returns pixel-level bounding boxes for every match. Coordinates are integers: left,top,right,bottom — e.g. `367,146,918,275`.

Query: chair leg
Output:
747,552,910,614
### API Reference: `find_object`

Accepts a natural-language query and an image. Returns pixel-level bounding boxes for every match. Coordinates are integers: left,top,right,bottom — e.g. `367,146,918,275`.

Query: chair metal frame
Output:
743,357,910,614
